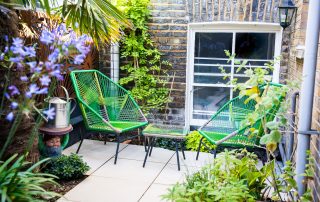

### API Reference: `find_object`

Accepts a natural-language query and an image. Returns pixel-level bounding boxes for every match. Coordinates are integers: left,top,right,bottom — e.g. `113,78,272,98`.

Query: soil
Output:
47,176,88,202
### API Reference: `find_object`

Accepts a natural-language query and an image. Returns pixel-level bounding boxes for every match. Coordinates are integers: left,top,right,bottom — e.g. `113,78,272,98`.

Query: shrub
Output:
186,131,216,152
0,154,59,201
162,149,268,201
44,153,90,180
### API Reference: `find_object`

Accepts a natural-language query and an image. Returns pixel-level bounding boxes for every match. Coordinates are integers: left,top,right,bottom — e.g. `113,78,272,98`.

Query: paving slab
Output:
92,157,166,183
154,163,201,185
139,183,171,202
119,144,175,163
62,175,150,202
63,140,127,174
168,151,213,168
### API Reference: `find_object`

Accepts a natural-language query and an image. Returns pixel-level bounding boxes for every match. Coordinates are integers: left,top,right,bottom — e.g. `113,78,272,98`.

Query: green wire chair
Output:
70,70,148,164
196,83,284,159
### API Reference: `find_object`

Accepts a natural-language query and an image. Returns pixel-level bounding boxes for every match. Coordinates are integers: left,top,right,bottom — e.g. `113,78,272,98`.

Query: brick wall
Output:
99,0,287,126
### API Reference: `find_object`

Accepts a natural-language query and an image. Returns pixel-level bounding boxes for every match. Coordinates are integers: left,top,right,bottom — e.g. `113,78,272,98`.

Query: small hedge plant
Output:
44,153,90,180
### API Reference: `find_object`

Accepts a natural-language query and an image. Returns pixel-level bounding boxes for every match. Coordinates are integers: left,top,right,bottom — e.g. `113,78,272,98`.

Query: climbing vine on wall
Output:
118,0,172,113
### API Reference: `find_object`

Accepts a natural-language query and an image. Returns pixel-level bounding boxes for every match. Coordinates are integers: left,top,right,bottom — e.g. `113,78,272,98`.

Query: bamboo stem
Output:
263,0,268,21
249,0,253,21
257,0,261,21
270,0,275,22
218,0,221,20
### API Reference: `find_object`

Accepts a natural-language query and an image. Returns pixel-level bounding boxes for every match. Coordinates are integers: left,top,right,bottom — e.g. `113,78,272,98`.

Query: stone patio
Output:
58,139,213,202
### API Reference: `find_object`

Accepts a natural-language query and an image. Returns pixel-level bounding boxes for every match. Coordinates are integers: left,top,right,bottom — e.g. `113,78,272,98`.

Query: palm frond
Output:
55,0,132,46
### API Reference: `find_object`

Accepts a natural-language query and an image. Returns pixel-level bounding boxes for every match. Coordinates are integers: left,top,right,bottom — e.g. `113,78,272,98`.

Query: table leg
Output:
175,139,180,171
181,140,186,160
143,137,152,167
76,127,84,154
149,137,156,157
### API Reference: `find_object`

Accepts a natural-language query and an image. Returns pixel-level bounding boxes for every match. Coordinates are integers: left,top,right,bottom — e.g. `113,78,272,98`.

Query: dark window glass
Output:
235,33,275,60
195,33,233,58
193,87,230,112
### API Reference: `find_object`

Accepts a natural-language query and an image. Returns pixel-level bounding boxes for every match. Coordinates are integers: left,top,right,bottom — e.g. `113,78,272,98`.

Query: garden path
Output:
57,139,213,202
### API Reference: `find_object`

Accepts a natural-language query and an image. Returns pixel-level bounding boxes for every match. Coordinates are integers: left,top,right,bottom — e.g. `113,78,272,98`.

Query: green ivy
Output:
118,0,172,113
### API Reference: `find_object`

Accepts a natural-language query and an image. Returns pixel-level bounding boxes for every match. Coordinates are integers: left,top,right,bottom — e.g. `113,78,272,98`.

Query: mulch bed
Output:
47,175,88,202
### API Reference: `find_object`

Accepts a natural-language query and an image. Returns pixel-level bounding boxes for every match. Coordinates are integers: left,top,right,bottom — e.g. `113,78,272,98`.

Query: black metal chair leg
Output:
181,140,186,160
212,149,217,158
149,137,156,157
196,137,204,160
144,136,148,152
114,135,120,164
140,129,147,152
76,127,84,154
175,140,180,171
143,137,152,167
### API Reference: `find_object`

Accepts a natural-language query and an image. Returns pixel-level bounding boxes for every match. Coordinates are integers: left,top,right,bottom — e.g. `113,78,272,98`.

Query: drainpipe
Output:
110,43,120,82
295,0,320,196
286,91,299,160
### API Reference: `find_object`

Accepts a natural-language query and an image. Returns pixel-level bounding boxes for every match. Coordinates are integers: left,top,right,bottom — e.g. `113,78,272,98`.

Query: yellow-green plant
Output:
186,131,216,152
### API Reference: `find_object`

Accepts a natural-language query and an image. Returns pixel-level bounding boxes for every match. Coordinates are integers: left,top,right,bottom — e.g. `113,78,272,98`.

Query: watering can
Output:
42,86,76,128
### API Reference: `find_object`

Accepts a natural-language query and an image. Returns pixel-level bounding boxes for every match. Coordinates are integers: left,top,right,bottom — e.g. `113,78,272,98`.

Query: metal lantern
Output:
278,0,297,29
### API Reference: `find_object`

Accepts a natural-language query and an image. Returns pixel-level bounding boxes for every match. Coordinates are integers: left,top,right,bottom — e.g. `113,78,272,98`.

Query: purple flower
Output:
4,93,10,99
74,54,85,65
4,35,8,42
48,48,60,63
57,24,67,35
8,85,20,96
40,75,51,86
20,76,28,81
0,53,4,60
25,84,39,98
4,46,9,53
50,69,63,80
36,87,48,94
11,102,18,109
12,38,23,47
27,61,42,73
24,46,36,57
6,112,14,122
40,30,55,45
43,108,55,120
9,56,23,63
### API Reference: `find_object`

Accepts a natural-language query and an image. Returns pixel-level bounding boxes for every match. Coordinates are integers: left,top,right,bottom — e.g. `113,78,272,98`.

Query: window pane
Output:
235,33,275,60
194,65,231,74
193,86,230,113
195,33,233,58
194,58,229,65
194,75,229,84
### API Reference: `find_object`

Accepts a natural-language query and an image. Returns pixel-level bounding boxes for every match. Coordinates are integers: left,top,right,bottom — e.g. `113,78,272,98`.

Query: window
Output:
186,23,282,126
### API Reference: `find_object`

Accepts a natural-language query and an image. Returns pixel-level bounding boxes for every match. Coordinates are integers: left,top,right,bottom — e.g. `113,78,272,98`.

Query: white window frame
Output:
185,22,283,127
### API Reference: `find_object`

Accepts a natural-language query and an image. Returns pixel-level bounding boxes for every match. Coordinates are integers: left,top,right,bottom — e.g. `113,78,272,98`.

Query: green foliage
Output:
163,149,315,201
154,138,176,151
0,154,59,202
118,0,172,113
44,153,90,180
221,50,298,154
186,131,215,152
162,150,266,201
